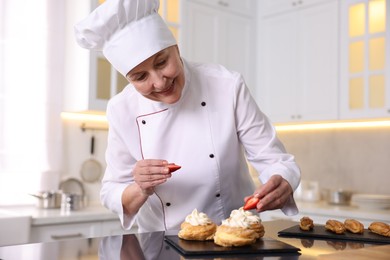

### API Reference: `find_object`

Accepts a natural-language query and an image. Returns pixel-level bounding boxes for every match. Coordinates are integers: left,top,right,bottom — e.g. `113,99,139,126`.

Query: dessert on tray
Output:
299,216,314,231
178,209,217,241
214,207,264,247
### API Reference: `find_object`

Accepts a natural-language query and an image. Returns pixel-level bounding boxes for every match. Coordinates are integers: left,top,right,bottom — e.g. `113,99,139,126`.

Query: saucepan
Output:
59,177,87,211
30,190,63,209
324,189,354,205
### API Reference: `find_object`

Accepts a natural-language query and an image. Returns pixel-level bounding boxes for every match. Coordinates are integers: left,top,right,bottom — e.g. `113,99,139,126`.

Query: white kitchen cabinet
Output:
257,0,339,123
181,0,257,93
189,0,254,16
30,219,135,243
260,0,332,17
339,0,390,119
30,222,102,243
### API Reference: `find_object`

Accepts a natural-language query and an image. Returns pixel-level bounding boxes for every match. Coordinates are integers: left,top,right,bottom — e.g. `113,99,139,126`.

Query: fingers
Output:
254,175,293,212
133,159,172,192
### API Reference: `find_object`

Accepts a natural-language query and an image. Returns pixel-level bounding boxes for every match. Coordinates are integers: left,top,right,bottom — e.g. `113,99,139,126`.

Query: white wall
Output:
62,119,108,205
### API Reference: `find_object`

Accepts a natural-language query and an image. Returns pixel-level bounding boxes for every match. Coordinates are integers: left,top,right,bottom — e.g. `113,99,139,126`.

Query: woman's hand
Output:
245,175,293,212
133,159,172,196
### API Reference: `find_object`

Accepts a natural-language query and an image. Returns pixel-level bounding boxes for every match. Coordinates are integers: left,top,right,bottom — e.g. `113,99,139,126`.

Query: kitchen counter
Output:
0,204,134,246
0,220,389,259
0,204,117,226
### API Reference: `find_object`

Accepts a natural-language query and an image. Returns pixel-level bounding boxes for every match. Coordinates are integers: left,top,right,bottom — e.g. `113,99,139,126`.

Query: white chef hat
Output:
74,0,177,77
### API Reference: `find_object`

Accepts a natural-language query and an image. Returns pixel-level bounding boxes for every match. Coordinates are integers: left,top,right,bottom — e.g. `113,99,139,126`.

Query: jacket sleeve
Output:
100,99,138,229
233,75,301,215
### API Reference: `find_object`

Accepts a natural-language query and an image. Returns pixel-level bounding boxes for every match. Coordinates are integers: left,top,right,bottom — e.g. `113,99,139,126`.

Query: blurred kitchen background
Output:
1,0,390,206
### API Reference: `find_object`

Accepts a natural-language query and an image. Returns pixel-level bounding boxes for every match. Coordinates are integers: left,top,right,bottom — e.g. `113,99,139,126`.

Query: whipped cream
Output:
185,209,213,226
222,207,261,228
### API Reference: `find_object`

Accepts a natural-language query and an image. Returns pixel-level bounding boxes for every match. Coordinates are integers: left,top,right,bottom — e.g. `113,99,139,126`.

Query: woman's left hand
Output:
246,175,293,212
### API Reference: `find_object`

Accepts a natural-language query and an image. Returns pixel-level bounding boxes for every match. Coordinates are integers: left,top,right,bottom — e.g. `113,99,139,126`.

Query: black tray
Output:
164,235,300,257
278,225,390,244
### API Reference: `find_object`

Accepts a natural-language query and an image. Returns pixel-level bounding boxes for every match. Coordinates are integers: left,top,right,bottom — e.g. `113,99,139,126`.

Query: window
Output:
0,0,64,205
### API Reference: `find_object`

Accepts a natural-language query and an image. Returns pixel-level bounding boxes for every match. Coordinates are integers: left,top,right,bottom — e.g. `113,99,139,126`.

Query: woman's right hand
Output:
132,159,172,196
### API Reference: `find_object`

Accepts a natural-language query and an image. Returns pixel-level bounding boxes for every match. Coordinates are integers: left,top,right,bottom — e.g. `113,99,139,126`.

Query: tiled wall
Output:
277,127,390,196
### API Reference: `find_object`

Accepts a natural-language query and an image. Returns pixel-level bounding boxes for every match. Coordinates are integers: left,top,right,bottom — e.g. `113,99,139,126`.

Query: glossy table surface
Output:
0,220,389,259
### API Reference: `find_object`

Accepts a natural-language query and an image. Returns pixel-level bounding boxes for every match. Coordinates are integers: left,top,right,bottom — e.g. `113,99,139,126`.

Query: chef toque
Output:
74,0,177,77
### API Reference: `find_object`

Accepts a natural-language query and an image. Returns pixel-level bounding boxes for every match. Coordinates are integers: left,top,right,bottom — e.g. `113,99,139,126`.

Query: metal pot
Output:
61,193,86,211
326,189,353,205
30,191,62,209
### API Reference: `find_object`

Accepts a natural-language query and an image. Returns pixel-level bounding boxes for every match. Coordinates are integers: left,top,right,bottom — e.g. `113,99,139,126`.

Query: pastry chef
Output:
75,0,301,232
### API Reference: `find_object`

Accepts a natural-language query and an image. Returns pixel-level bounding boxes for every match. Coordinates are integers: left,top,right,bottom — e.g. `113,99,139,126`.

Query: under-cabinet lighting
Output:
61,112,390,131
275,119,390,131
61,111,107,123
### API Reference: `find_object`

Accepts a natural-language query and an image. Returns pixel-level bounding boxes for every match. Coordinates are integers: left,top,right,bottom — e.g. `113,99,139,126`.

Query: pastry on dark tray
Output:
368,222,390,237
214,207,264,247
299,216,314,231
344,219,364,234
178,209,217,241
325,219,345,234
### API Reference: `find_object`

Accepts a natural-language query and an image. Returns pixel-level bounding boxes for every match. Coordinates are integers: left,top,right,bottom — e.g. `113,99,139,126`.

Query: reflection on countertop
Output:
1,220,389,260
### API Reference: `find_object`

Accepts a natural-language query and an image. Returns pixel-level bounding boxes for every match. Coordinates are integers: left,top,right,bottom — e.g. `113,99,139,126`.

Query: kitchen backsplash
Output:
62,119,108,205
277,127,390,195
62,119,390,205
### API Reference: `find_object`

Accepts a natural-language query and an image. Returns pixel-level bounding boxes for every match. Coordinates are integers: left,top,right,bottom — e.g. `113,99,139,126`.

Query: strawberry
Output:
167,163,181,173
243,196,260,210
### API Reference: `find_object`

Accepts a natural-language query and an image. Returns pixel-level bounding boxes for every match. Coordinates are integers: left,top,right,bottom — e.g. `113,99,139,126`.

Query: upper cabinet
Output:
181,0,257,94
188,0,254,16
260,0,332,17
340,0,390,119
257,0,339,123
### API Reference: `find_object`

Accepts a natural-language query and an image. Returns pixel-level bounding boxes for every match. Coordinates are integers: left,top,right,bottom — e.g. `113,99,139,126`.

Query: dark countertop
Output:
0,220,389,259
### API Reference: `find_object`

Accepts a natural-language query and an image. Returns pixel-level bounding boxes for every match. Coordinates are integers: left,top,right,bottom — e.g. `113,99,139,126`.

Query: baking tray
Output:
278,225,390,244
164,235,300,257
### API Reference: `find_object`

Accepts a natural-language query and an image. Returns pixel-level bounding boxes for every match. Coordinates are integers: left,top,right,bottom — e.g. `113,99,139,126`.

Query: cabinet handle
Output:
292,1,303,6
51,233,83,240
297,115,302,119
218,1,229,7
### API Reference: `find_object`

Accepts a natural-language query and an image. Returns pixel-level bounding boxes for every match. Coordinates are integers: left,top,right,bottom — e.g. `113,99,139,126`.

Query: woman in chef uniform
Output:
75,0,301,232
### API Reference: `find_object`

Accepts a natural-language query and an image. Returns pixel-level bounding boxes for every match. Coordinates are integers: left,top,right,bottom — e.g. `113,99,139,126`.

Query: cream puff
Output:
178,209,217,241
214,207,264,247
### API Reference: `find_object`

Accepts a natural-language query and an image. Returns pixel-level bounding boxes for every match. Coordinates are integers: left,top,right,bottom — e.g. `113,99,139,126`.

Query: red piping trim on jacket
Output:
135,108,169,230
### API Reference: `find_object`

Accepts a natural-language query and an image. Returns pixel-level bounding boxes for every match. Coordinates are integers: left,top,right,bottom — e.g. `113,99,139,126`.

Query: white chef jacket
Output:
101,59,300,232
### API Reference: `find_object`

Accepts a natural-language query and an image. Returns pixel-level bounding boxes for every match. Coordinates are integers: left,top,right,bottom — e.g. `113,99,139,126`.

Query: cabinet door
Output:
258,0,338,123
182,2,220,64
297,0,339,121
340,0,389,119
30,222,102,243
258,11,299,122
190,0,254,16
260,0,332,17
182,1,256,93
222,13,256,92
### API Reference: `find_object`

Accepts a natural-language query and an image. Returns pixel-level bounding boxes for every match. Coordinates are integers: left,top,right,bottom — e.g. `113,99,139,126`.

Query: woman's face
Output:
126,45,185,104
